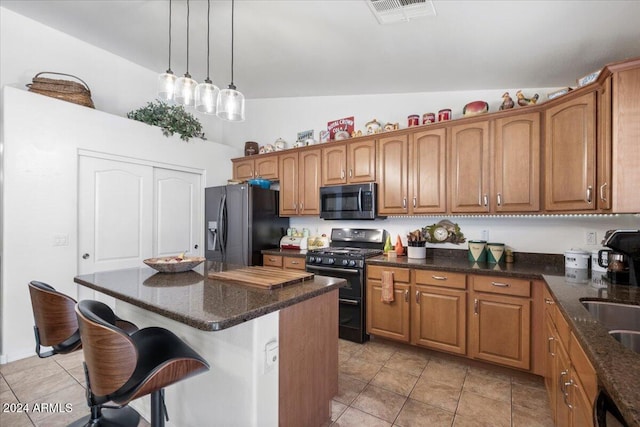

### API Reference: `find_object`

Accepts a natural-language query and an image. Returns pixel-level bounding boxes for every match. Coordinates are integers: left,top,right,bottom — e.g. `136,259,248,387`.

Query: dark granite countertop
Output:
367,249,640,426
74,261,344,332
544,275,640,427
261,248,307,258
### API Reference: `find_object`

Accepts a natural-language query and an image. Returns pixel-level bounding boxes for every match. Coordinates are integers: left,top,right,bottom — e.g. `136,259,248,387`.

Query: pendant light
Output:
195,0,219,114
157,0,176,101
174,0,198,106
217,0,245,121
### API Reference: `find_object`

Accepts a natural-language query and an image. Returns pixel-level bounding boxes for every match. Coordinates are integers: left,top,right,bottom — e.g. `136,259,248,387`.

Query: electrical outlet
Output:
481,230,489,241
585,231,597,245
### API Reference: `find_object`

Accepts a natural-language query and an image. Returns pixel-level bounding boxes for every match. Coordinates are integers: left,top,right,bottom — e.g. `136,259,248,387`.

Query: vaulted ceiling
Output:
3,0,640,99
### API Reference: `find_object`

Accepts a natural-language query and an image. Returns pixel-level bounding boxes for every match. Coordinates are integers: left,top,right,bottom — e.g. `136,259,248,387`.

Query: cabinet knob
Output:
483,194,489,207
341,170,345,179
349,169,353,178
415,290,420,304
497,193,502,207
600,182,608,202
474,298,479,315
586,186,593,204
82,253,90,259
404,289,409,302
402,198,407,209
413,197,417,208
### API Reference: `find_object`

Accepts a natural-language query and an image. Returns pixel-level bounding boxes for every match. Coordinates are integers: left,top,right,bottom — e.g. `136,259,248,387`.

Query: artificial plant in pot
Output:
127,100,205,142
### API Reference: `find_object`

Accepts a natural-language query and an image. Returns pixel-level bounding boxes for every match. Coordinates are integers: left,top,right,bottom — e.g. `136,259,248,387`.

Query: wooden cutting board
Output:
208,266,314,289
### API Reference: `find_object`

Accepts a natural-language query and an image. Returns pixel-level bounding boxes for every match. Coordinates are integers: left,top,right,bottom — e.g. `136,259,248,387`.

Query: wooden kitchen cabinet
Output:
412,270,466,355
263,254,283,267
449,113,540,213
263,254,306,270
232,154,279,181
366,265,411,343
469,275,531,370
544,91,597,211
378,128,447,215
279,149,321,216
322,139,376,186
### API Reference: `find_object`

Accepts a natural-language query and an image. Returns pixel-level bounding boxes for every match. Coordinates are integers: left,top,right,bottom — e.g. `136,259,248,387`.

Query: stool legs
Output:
150,389,168,427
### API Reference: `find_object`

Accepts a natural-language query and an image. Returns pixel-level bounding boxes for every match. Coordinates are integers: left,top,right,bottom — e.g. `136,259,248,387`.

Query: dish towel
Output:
381,271,395,303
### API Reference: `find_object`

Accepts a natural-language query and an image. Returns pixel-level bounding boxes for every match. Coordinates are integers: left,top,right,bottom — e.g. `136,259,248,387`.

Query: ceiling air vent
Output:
367,0,436,24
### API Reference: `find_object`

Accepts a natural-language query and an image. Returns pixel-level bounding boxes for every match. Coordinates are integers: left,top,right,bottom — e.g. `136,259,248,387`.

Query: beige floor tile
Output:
25,382,87,425
456,391,510,427
467,364,512,383
462,371,511,403
340,358,383,383
66,365,87,387
0,375,10,393
331,399,348,423
453,413,501,427
512,404,555,427
11,369,78,403
394,398,455,427
511,372,546,389
332,407,392,427
0,355,51,376
370,367,418,397
339,339,363,355
334,374,367,405
410,376,462,413
351,384,406,423
357,344,396,364
53,351,85,371
0,411,34,427
3,361,66,389
421,358,468,388
384,351,428,377
512,382,551,412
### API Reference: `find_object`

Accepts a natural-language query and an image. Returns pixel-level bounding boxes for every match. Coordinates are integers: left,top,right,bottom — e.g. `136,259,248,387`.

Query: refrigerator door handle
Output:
218,193,227,259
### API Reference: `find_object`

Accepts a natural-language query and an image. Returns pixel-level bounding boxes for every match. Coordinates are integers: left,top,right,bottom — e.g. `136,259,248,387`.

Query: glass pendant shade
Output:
174,74,198,107
195,79,219,114
216,86,245,121
157,71,177,101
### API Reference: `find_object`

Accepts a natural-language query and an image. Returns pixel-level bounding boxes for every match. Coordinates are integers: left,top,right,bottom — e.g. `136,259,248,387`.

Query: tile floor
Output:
0,337,554,426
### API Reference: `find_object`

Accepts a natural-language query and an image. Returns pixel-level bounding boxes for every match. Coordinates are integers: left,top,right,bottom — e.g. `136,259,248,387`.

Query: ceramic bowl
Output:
143,256,205,273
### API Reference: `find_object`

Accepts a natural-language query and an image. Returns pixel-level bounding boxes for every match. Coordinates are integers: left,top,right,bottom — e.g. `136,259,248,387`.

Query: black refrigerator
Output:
204,184,289,266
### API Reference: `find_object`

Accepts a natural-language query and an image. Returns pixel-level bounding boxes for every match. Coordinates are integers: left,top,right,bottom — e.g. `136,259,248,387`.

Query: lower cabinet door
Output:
470,292,531,369
412,285,466,355
366,281,410,343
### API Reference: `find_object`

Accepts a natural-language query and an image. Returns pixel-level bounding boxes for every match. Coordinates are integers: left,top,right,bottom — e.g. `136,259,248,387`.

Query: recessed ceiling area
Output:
2,0,639,99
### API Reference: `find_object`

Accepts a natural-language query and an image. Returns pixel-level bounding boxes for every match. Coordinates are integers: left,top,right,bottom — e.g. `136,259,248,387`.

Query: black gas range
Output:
306,228,386,343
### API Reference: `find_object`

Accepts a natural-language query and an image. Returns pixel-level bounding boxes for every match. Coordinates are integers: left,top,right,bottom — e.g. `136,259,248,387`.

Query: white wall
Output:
0,87,237,362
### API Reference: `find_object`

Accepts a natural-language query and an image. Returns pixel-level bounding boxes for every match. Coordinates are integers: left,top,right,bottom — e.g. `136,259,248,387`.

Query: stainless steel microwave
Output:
319,183,383,220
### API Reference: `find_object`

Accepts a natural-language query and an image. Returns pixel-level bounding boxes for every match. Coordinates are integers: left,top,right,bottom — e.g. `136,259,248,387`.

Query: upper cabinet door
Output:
377,135,409,215
449,122,490,213
255,156,279,180
322,143,347,186
411,128,447,214
233,158,254,180
299,149,322,215
494,113,540,212
279,152,299,216
348,139,376,183
544,92,596,211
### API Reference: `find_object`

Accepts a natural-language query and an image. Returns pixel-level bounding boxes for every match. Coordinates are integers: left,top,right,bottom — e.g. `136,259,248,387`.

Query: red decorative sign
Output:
327,116,354,140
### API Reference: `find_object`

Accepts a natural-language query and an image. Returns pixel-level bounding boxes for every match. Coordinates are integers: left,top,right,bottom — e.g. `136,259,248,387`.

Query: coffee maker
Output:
601,229,640,286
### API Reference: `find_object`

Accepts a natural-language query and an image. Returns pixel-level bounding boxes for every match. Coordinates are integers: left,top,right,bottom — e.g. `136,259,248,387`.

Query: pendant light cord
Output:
167,0,172,72
185,0,191,77
206,0,210,81
230,0,236,89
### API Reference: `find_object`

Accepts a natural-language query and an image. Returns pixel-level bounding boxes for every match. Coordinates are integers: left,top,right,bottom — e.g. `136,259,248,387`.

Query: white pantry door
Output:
153,167,202,258
78,156,154,275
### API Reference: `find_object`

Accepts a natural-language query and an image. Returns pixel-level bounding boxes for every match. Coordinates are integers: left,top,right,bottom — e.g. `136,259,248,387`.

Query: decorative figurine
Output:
499,92,515,110
395,235,404,256
365,119,382,135
516,90,539,106
351,130,363,138
384,122,399,131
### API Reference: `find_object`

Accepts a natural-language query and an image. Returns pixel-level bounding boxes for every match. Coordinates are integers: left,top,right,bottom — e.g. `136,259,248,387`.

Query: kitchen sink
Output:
580,300,640,332
609,330,640,354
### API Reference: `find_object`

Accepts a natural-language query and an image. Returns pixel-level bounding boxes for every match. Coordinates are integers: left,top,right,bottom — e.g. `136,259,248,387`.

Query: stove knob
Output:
341,259,349,266
308,256,315,263
326,258,335,265
348,260,357,267
316,257,323,264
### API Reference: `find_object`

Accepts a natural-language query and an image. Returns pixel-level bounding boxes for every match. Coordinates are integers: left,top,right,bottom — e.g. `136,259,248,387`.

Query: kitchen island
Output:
74,261,344,427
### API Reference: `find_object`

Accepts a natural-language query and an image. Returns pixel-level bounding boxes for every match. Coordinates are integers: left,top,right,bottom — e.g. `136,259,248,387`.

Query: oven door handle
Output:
306,265,361,275
339,298,360,305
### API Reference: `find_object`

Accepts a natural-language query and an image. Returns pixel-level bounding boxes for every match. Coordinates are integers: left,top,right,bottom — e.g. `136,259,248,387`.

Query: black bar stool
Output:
28,281,139,426
76,299,210,427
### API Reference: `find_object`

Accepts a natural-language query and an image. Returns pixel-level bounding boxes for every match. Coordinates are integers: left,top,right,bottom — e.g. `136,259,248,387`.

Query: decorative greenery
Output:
127,100,205,141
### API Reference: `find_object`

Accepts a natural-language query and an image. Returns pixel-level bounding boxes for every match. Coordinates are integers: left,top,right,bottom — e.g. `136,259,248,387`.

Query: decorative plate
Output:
143,256,205,273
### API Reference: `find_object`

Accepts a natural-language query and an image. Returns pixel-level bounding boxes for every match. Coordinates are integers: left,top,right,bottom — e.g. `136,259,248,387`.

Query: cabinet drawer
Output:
472,275,531,297
367,265,410,283
283,256,305,270
570,332,597,403
415,269,466,289
263,255,283,267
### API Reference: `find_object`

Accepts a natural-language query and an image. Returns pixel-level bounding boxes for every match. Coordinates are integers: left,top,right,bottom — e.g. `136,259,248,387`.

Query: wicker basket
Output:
26,72,95,108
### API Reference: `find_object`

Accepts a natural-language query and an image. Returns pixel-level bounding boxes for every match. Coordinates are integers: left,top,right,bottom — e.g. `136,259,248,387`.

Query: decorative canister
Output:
486,243,505,264
244,141,259,156
591,249,607,273
564,249,590,269
422,112,436,124
408,114,420,127
407,241,426,259
468,240,487,263
438,109,452,122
